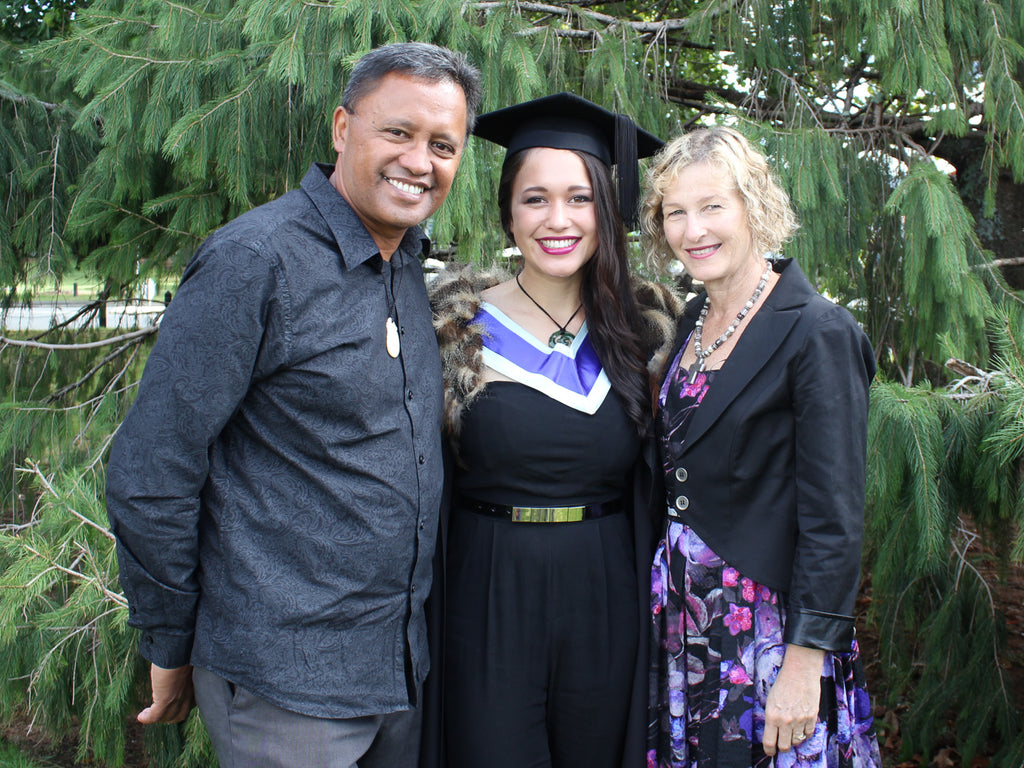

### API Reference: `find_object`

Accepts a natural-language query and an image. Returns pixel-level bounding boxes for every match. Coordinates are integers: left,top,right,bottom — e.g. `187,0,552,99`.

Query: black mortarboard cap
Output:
473,92,664,229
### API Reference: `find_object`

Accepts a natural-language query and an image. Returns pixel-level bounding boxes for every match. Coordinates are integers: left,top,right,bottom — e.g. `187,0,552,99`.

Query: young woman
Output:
426,93,678,768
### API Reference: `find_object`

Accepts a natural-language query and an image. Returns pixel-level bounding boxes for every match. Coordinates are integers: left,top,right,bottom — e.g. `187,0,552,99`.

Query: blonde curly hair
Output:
640,126,799,273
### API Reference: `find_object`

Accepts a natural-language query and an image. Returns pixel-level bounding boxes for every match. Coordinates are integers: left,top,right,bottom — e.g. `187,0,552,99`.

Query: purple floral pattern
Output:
649,343,881,768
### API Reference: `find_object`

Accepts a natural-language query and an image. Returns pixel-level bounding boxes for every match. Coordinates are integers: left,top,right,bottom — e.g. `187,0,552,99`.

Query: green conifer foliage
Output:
0,58,97,305
2,0,1024,765
865,306,1024,764
0,328,213,765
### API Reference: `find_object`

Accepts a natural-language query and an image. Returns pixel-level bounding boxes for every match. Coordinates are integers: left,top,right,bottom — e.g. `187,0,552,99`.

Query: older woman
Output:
640,127,882,768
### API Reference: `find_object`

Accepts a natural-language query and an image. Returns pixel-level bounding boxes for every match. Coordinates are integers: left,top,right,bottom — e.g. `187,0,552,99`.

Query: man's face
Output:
331,72,469,253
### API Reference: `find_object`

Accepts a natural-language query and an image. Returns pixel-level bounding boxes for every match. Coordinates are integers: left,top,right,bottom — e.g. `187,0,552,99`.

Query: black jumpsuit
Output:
444,381,641,768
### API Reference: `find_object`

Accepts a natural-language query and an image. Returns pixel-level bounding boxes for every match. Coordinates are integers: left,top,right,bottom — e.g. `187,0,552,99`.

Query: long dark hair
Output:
498,148,651,434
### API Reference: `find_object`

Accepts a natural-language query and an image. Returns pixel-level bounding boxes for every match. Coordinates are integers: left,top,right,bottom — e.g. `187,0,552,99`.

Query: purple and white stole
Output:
474,302,611,414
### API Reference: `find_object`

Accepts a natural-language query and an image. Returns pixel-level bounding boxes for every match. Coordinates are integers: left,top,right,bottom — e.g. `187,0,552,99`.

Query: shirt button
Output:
407,390,414,401
401,325,406,335
675,495,689,511
411,585,417,593
418,454,426,465
419,521,426,530
675,467,688,483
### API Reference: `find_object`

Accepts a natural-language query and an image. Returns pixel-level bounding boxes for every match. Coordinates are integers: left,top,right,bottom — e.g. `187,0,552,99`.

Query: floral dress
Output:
647,344,882,768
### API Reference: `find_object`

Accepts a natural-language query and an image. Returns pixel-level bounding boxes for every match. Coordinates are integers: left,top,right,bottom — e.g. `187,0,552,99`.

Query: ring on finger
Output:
793,733,806,742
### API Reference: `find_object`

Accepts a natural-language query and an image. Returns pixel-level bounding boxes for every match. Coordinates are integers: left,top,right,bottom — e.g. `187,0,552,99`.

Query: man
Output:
105,42,482,768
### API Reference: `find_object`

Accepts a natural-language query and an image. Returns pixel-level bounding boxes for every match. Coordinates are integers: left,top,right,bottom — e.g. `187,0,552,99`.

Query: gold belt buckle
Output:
510,505,586,523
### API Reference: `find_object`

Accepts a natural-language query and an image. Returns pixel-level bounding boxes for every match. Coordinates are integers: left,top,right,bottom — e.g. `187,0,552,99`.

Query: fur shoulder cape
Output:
429,264,684,438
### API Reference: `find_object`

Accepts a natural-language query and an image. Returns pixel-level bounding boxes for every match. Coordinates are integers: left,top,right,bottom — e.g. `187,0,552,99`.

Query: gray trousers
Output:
193,667,422,768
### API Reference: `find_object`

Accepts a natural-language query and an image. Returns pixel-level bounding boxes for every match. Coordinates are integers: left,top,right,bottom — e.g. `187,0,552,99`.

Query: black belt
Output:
458,497,624,523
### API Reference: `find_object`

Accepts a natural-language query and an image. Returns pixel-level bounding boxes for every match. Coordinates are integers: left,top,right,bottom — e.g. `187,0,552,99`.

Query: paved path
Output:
1,299,165,332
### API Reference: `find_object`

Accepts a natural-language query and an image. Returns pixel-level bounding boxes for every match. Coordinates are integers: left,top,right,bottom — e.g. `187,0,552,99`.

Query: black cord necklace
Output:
382,257,403,358
515,272,584,348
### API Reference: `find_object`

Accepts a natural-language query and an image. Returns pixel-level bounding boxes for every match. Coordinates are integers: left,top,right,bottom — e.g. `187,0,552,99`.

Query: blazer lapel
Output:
680,259,810,453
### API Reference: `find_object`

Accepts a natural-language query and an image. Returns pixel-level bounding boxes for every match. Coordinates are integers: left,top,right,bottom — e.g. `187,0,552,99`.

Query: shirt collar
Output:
301,162,431,270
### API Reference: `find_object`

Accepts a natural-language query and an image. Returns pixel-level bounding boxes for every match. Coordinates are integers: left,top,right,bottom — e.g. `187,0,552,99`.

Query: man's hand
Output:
762,644,823,756
138,663,195,724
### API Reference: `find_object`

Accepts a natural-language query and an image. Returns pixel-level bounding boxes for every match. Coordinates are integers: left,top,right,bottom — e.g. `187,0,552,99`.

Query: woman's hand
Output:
763,643,823,755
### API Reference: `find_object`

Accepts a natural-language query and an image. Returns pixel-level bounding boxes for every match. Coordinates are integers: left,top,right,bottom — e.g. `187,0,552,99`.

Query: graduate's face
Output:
508,148,598,281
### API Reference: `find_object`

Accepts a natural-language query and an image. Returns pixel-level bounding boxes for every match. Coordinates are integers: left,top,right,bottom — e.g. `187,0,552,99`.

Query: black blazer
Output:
662,258,875,651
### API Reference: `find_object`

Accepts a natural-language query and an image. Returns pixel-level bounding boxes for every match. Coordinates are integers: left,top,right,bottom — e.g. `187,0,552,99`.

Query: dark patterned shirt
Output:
106,163,444,718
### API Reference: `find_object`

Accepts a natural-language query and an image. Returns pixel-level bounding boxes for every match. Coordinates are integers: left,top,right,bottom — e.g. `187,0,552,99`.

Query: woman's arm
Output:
785,305,875,649
765,303,875,752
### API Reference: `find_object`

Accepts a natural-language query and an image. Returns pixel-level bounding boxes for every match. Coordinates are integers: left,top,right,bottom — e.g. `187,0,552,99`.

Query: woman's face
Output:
660,161,757,287
508,147,598,281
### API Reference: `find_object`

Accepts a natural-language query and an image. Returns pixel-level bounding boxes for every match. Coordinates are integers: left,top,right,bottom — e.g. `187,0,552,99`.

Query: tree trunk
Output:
941,138,1024,289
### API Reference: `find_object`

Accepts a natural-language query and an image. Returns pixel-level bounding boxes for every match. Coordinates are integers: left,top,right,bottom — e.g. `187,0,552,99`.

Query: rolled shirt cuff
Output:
783,606,855,651
138,628,194,670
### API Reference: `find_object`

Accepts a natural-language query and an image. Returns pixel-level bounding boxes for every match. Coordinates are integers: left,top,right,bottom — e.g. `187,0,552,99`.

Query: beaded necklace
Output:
687,262,772,385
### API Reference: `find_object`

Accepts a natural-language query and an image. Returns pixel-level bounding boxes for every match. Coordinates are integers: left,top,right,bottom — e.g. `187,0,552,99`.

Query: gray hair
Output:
341,42,483,136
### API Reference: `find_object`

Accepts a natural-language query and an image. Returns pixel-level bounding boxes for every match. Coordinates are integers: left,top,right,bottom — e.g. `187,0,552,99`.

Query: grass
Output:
16,268,104,302
12,266,178,303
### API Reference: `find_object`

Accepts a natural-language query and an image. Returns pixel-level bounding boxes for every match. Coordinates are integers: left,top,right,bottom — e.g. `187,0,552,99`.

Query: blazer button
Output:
675,495,689,511
675,467,688,483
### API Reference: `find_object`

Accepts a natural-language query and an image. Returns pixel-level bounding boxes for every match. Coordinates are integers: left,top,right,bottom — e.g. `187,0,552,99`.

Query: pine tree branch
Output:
0,84,62,112
468,1,700,34
13,544,128,609
22,600,127,707
949,519,1012,706
18,461,115,543
45,133,59,271
0,326,158,351
664,73,987,155
532,0,609,5
983,257,1024,269
23,299,106,341
651,0,676,22
982,0,1024,131
12,380,139,417
162,2,218,20
976,262,1024,308
77,344,146,452
772,68,828,130
44,339,140,403
99,204,198,239
666,79,748,111
164,74,262,157
1004,317,1022,362
78,29,189,66
77,13,158,32
514,26,594,39
944,358,1000,399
